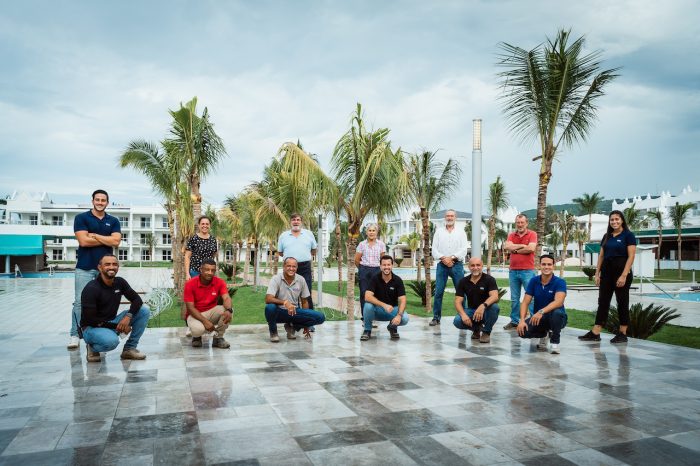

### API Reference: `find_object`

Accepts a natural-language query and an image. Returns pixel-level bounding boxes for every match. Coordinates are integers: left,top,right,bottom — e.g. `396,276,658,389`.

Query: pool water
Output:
647,292,700,302
0,272,75,279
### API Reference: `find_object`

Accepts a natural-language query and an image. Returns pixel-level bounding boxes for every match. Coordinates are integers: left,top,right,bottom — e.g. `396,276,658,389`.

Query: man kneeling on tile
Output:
81,254,150,362
453,257,500,343
265,257,326,342
184,259,233,349
361,255,409,341
517,254,568,354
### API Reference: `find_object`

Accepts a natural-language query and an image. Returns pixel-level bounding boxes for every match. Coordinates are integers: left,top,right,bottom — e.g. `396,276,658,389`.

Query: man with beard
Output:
429,209,468,326
277,213,317,310
80,254,150,362
453,257,500,343
361,255,409,341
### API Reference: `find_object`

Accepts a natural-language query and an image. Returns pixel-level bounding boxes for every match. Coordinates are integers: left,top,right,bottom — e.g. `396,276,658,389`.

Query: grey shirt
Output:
266,273,310,307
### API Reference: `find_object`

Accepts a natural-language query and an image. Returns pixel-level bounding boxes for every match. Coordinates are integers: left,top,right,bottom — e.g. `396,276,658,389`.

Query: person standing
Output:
68,189,122,350
185,216,218,279
429,210,468,326
354,223,385,318
503,214,537,330
277,213,317,309
452,257,500,343
579,210,636,344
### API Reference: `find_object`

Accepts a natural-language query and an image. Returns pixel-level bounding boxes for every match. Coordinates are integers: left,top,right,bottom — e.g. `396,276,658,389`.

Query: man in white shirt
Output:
430,209,468,326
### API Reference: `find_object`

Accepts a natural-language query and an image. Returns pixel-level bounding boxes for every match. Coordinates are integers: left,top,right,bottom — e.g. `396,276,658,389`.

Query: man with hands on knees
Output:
183,259,233,349
361,255,409,341
517,254,568,354
453,257,500,343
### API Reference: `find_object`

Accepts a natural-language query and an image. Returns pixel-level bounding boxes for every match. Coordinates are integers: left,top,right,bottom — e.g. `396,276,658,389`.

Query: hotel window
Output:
162,250,172,261
225,250,232,261
162,233,172,245
121,233,129,244
30,215,38,225
119,216,129,227
140,217,151,228
141,249,151,261
52,215,63,226
161,217,169,228
118,249,128,261
52,250,63,260
140,233,147,245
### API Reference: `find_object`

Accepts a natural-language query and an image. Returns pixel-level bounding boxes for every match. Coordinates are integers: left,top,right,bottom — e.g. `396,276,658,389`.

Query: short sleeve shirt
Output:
356,239,386,267
601,230,636,261
266,273,310,307
186,235,218,271
525,275,567,313
183,276,228,317
508,230,537,270
74,210,121,271
456,274,498,309
367,273,405,307
277,229,317,262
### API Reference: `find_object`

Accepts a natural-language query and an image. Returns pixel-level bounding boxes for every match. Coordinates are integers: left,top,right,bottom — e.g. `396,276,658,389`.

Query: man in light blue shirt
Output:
277,213,317,309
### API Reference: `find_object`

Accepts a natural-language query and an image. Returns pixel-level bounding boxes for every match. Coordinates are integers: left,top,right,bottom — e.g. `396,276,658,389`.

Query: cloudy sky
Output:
1,0,698,214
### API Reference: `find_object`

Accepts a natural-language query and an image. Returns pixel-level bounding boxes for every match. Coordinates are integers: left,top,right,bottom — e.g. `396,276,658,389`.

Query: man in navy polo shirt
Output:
68,189,122,350
517,254,568,354
277,213,317,310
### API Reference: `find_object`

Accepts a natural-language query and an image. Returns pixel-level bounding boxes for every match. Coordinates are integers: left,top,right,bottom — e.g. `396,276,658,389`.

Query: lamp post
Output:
471,119,482,259
317,214,324,307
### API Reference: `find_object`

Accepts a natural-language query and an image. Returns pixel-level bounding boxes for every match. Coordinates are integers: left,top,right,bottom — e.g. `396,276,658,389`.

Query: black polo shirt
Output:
367,272,405,307
81,275,142,328
456,273,498,309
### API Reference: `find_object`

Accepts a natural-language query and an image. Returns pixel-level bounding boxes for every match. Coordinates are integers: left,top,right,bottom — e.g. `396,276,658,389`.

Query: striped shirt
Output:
356,239,386,267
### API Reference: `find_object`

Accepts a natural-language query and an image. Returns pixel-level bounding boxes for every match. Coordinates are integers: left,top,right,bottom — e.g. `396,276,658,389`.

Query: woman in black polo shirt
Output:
579,210,636,344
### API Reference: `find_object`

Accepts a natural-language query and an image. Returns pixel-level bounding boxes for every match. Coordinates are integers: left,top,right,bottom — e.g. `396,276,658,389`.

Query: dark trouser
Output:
452,303,500,333
358,265,380,316
519,308,568,344
264,304,325,333
595,257,633,326
296,261,314,309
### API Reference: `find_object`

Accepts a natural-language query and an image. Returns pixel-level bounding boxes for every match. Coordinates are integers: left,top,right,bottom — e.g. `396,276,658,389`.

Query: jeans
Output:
362,303,409,332
432,261,465,321
296,261,314,309
452,303,500,333
264,303,325,334
71,268,98,337
358,265,380,316
509,269,535,323
519,308,568,344
82,306,151,352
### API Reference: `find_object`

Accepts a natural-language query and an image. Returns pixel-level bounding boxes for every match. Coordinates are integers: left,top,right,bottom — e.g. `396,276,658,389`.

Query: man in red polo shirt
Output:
183,259,234,348
503,214,537,330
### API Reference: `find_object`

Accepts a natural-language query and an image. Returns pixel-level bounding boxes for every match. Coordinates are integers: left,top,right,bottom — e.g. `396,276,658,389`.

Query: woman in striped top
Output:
354,224,386,318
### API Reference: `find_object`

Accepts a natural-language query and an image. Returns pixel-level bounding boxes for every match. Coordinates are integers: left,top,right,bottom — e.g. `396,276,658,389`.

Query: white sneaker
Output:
550,343,560,354
536,336,549,351
67,336,80,349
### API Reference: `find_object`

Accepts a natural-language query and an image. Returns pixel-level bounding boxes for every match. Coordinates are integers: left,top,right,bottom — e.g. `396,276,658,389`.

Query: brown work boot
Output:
284,323,297,340
86,345,101,363
479,332,491,344
212,337,230,349
471,328,481,340
121,348,147,360
191,336,202,347
270,332,280,343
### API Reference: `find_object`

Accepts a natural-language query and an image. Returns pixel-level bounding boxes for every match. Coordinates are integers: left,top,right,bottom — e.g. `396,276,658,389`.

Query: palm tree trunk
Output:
578,242,584,266
335,218,342,291
416,248,422,282
588,213,592,241
243,243,250,284
254,241,260,286
678,235,682,279
421,208,432,311
657,230,662,273
191,174,202,221
534,159,553,263
486,217,496,275
232,243,239,283
345,236,359,319
560,232,568,277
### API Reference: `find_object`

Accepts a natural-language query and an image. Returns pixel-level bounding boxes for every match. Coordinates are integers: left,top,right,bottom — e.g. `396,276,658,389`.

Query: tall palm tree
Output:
406,232,422,281
623,203,649,232
669,202,694,279
647,210,665,273
572,226,588,266
407,150,462,310
497,29,619,261
486,176,509,274
547,230,561,259
554,211,577,276
573,191,603,240
143,232,158,262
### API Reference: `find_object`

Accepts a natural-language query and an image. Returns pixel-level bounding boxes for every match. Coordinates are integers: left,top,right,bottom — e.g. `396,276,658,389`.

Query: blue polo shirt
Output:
74,210,121,271
277,229,317,262
602,229,636,260
525,274,567,313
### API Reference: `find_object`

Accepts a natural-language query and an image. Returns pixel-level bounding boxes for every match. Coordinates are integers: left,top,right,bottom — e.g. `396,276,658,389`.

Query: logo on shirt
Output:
106,223,111,226
548,290,553,294
479,287,484,290
114,289,120,293
616,239,621,242
389,287,395,291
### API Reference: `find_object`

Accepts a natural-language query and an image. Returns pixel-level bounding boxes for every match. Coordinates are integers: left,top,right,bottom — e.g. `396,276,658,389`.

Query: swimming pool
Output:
0,272,75,279
647,292,700,303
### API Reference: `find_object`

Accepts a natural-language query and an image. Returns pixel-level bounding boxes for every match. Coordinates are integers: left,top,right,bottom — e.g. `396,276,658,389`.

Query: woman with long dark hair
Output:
579,210,636,343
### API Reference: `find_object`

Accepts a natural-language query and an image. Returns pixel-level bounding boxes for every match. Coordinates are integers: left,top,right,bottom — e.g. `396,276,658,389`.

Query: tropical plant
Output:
623,203,648,231
407,280,436,306
486,176,509,274
218,262,235,281
402,232,422,281
143,232,158,262
546,230,561,257
497,29,619,262
407,150,462,310
572,192,603,240
604,303,680,339
669,202,694,278
581,266,596,281
572,226,588,266
553,211,576,276
647,210,665,273
394,258,404,267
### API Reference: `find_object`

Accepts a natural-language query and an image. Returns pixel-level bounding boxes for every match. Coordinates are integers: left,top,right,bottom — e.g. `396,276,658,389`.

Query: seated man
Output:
517,254,568,354
265,257,325,342
183,259,233,349
81,254,150,362
452,257,500,343
362,255,409,341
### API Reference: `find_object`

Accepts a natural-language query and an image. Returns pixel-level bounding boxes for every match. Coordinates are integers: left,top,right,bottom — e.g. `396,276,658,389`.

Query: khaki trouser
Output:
187,305,229,338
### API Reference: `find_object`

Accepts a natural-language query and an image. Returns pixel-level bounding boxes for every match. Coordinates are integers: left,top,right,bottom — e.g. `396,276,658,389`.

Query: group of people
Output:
67,191,637,362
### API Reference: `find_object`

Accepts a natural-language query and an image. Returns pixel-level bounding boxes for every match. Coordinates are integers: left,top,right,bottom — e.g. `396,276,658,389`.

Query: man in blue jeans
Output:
517,255,568,354
68,189,122,350
362,255,409,341
453,257,500,344
81,254,149,362
265,257,325,342
504,214,537,330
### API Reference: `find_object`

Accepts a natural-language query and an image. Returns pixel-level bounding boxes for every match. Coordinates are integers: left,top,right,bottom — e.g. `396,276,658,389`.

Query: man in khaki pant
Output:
183,259,233,348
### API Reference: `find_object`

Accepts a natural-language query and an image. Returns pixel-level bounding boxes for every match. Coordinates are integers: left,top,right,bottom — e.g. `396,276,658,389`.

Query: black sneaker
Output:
429,318,440,326
578,331,601,341
387,324,400,340
360,330,371,341
610,333,628,344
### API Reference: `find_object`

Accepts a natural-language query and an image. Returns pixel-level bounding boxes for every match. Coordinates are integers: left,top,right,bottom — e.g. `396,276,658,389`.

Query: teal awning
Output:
0,235,44,255
584,243,601,254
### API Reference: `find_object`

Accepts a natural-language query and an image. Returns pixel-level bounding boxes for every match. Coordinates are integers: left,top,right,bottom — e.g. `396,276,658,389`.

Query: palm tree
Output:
669,202,694,279
554,211,576,276
407,150,462,310
406,232,422,281
573,191,603,240
219,204,242,280
143,232,158,263
647,210,665,273
623,203,648,232
547,230,561,258
497,29,619,261
486,176,509,275
572,226,588,266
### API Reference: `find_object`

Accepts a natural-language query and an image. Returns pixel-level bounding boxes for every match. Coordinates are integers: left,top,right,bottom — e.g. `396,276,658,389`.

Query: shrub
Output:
581,266,596,281
407,280,436,306
216,286,239,305
394,258,404,267
219,263,235,281
604,302,680,339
